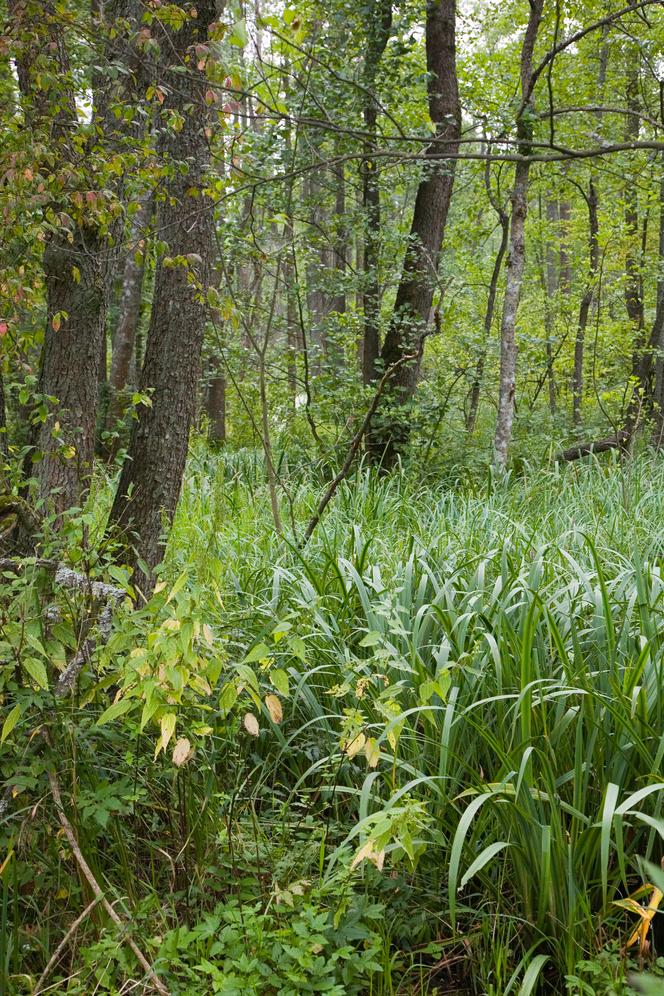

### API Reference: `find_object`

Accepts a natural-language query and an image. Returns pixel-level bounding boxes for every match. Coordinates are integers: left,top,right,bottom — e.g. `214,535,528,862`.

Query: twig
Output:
47,768,169,995
33,896,102,994
301,352,418,545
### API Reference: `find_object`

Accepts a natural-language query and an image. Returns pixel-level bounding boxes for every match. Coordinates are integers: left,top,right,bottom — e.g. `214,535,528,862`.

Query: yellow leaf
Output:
351,840,385,872
202,623,214,647
157,712,176,756
172,737,193,767
244,712,259,736
343,732,365,758
265,694,282,724
364,737,380,768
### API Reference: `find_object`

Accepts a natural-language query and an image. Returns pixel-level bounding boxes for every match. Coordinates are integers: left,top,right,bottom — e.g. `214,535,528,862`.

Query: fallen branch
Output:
555,429,630,462
33,895,102,995
301,352,418,545
48,767,170,995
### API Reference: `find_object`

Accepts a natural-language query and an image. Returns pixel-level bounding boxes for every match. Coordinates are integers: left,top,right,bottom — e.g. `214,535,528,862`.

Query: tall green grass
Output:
169,452,664,988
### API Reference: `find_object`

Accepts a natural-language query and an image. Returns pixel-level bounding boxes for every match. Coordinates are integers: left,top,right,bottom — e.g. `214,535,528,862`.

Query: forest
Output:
3,0,664,992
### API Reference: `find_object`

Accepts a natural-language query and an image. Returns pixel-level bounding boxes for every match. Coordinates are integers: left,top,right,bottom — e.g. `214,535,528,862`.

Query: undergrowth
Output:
2,450,664,993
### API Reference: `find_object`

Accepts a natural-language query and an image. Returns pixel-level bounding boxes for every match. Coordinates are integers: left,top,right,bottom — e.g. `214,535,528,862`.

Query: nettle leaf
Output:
23,657,48,690
270,668,289,696
1,703,22,744
97,698,135,726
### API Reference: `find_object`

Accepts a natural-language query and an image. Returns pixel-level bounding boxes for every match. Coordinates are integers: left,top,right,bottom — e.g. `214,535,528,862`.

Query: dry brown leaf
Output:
265,694,283,724
172,737,193,767
244,712,260,736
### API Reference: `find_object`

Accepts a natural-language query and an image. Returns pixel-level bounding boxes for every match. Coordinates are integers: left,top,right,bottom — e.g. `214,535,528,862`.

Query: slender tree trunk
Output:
329,148,347,318
572,180,599,427
652,157,664,446
368,0,461,465
361,0,392,385
108,0,216,596
466,197,509,435
109,196,151,397
542,199,558,415
206,358,226,447
493,0,544,471
0,369,7,462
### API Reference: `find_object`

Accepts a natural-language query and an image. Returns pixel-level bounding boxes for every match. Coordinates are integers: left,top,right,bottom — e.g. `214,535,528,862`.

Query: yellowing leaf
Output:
265,694,282,724
364,737,380,768
244,712,259,736
343,732,366,758
1,703,21,744
202,623,214,647
172,737,193,767
351,840,385,872
160,712,176,751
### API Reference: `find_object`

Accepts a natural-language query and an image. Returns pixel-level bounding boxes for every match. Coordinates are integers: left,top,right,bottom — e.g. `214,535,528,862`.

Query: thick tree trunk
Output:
493,0,544,471
572,180,599,427
36,228,107,512
108,0,216,596
368,0,461,465
11,0,141,513
361,0,392,385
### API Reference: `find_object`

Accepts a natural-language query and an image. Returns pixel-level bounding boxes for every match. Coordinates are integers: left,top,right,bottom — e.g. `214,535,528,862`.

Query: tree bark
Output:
108,0,217,596
493,0,544,471
368,0,461,465
361,0,392,385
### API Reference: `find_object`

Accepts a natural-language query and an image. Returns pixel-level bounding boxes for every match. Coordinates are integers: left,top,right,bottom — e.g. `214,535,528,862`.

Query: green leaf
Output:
359,631,381,647
460,841,510,890
23,657,48,690
244,642,270,663
219,681,238,716
1,703,21,743
270,668,289,696
96,698,135,726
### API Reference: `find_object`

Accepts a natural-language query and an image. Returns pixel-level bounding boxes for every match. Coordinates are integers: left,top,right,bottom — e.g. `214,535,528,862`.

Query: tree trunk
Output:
104,195,152,454
368,0,461,465
493,0,544,471
108,0,216,596
572,180,599,427
206,359,226,447
652,158,664,446
361,0,392,385
542,199,558,415
466,191,509,435
0,368,8,462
